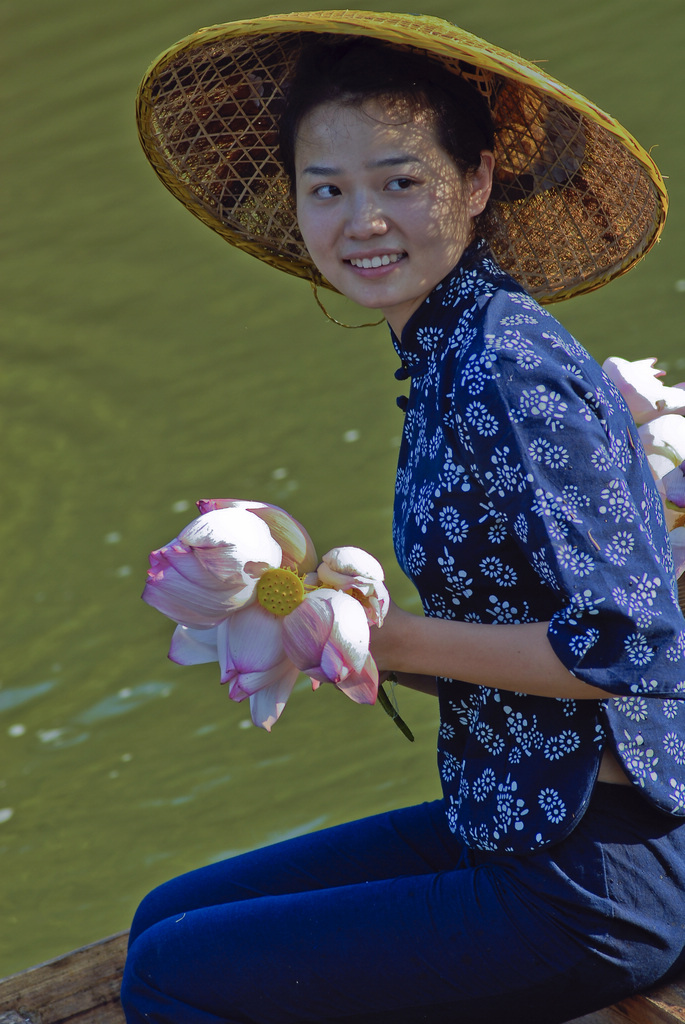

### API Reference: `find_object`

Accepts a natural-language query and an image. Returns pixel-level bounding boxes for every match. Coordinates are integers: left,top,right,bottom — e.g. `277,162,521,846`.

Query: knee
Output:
120,928,160,1021
121,923,189,1020
128,877,183,945
121,921,230,1024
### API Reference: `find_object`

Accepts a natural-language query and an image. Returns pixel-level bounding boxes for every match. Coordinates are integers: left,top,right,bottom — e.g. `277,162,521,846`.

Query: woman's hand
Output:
378,668,438,697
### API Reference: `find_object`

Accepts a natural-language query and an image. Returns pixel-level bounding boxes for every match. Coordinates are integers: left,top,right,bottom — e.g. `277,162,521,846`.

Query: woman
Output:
123,14,685,1023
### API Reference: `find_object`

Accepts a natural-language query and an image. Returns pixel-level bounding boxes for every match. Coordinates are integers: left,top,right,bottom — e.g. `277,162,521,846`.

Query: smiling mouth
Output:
346,253,406,269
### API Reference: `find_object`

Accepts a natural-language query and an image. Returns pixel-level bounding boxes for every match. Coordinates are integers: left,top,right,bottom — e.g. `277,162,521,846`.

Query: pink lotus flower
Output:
638,417,685,539
317,546,389,626
603,356,685,425
143,499,386,729
602,355,685,580
639,414,685,470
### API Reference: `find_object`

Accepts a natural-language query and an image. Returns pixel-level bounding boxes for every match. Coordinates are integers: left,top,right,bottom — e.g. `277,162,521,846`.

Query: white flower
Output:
145,501,386,730
316,546,389,627
603,356,685,424
640,411,685,462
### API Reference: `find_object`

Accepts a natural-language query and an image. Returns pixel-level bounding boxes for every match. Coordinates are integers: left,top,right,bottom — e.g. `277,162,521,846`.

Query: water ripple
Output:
75,682,173,724
0,681,56,713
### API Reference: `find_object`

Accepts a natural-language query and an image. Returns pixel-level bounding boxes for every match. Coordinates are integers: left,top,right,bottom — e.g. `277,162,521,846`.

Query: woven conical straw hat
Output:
136,10,667,304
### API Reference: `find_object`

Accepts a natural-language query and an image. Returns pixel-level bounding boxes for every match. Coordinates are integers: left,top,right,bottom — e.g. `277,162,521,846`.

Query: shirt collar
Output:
390,239,514,377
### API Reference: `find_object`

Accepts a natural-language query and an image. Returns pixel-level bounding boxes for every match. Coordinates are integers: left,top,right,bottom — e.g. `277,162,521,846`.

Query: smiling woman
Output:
124,10,685,1024
279,36,496,333
292,97,494,334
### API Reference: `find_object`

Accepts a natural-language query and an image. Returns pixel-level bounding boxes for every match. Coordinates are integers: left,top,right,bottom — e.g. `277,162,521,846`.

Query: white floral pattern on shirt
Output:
392,242,685,853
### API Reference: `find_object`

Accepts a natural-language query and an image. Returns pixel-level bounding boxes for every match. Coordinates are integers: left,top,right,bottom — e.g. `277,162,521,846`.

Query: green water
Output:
2,0,684,975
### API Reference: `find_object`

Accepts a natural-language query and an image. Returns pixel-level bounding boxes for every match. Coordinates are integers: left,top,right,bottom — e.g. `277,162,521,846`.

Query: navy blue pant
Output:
121,785,685,1024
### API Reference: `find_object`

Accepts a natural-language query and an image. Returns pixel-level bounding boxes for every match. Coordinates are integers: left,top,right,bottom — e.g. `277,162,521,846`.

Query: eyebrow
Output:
301,154,423,176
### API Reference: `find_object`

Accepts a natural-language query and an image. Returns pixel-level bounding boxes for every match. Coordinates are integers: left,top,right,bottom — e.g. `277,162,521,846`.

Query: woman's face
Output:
294,96,493,336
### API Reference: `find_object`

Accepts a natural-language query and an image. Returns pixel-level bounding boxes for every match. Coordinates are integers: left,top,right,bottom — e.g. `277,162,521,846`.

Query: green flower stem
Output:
377,676,415,742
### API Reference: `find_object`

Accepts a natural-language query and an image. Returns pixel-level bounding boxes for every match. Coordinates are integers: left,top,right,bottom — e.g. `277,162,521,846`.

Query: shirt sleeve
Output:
453,289,685,698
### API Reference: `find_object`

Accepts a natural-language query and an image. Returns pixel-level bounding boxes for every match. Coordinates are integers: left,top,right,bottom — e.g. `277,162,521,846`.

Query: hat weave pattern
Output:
137,11,667,303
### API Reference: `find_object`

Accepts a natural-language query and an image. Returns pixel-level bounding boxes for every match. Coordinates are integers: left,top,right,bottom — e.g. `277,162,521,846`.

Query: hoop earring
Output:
310,280,385,329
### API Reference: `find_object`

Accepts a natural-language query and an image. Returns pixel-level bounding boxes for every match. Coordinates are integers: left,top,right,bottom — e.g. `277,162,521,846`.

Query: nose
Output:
344,191,388,239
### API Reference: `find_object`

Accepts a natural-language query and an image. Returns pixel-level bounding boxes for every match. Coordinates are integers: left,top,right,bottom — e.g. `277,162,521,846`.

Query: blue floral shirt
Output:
391,240,685,854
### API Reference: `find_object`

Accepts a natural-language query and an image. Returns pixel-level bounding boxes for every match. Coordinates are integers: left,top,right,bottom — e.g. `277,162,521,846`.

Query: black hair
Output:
279,35,495,188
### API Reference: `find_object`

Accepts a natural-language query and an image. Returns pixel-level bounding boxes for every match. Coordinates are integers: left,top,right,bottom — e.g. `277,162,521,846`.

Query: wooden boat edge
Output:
0,931,129,1024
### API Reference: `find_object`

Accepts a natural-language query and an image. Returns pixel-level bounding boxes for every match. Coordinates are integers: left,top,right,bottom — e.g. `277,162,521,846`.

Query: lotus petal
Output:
168,625,219,665
669,527,685,579
226,677,251,702
304,648,378,705
318,590,371,671
282,589,377,705
647,452,680,486
227,657,297,698
195,500,317,573
196,499,265,514
214,604,302,731
638,415,685,468
248,669,300,731
320,642,352,683
282,589,334,659
320,546,384,581
603,356,685,425
334,650,379,705
251,506,318,573
216,605,288,686
180,508,282,583
663,462,685,509
281,589,353,672
143,545,250,627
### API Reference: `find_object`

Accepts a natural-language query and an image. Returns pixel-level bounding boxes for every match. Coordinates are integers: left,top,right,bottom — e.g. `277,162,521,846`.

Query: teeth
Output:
349,253,403,269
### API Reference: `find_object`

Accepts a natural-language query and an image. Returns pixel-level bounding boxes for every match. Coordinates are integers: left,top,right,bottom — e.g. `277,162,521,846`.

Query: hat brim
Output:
136,10,667,303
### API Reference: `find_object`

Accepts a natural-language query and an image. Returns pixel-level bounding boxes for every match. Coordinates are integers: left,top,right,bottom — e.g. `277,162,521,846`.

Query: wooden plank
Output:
567,1005,659,1024
0,932,127,1024
565,981,685,1024
565,1012,617,1023
635,980,685,1023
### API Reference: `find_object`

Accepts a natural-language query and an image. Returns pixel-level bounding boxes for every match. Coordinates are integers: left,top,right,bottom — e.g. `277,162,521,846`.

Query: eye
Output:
386,177,416,192
312,183,341,199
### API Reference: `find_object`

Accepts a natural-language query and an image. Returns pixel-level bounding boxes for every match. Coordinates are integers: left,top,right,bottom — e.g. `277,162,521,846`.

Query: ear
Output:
468,151,495,217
